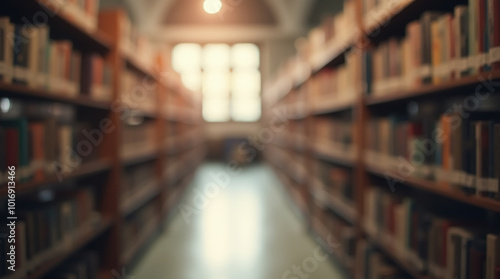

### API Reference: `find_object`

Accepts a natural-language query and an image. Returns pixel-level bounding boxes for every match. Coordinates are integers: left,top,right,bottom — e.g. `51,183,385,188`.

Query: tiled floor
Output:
131,162,347,279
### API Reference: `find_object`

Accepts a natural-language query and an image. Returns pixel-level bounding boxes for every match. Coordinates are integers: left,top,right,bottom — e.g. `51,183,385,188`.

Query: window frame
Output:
172,41,263,123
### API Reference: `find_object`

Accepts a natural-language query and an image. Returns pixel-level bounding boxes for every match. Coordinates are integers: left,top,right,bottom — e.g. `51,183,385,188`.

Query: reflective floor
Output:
131,162,346,279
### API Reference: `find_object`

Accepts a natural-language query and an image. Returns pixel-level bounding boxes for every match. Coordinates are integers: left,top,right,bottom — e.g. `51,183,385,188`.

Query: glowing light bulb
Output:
203,0,222,14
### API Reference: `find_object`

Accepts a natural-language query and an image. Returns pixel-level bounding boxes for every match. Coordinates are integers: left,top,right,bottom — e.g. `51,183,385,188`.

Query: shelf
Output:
122,50,159,82
2,159,112,196
363,0,415,40
366,70,500,106
362,224,427,279
311,96,355,115
6,0,111,54
311,219,354,277
313,142,356,167
311,34,356,74
312,181,358,223
0,82,111,110
365,162,500,212
121,180,161,216
363,0,456,43
121,148,160,166
120,215,160,266
23,218,112,279
163,107,199,124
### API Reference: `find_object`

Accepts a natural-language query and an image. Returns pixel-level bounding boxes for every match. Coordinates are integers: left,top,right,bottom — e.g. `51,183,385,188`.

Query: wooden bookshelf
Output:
1,159,113,196
7,0,111,54
311,96,355,115
23,218,112,279
263,0,500,277
0,5,205,278
120,214,161,266
312,142,356,167
366,161,500,212
0,82,111,110
120,179,161,216
362,224,427,279
366,70,500,105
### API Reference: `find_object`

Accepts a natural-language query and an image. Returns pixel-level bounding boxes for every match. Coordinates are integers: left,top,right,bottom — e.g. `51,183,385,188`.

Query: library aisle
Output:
131,163,346,279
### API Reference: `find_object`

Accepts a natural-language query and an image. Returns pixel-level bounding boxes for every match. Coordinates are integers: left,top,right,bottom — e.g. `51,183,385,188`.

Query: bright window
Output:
172,43,261,122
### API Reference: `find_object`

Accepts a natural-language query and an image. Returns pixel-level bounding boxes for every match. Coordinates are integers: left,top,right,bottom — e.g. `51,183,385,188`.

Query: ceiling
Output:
101,0,344,42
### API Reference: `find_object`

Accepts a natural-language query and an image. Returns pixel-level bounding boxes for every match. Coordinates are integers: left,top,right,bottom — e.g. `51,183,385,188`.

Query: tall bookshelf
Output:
0,2,205,279
264,0,500,278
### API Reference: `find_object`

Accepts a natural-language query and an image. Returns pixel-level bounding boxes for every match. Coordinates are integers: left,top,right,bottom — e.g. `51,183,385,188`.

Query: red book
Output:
28,122,45,180
5,128,19,167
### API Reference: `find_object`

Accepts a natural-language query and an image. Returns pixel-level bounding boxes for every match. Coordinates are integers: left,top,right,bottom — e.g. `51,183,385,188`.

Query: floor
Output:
131,162,347,279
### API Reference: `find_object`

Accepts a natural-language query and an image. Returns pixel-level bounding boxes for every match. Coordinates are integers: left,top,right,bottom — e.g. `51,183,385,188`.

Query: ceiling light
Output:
203,0,222,14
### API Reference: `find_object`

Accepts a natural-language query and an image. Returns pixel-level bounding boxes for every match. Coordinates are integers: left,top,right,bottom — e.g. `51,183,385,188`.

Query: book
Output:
488,234,500,279
12,25,30,84
1,119,30,181
489,0,500,70
421,12,441,84
0,17,13,83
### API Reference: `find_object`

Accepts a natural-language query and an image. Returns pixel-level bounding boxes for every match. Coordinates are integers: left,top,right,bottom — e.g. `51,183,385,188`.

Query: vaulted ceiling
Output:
101,0,341,42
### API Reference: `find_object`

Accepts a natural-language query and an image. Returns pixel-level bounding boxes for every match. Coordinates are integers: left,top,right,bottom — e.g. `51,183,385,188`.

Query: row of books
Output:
0,185,100,278
122,201,158,253
310,51,361,107
117,11,157,69
122,161,156,200
365,112,500,199
43,0,101,32
0,18,112,101
121,121,157,160
264,0,359,100
314,161,354,202
368,1,500,95
364,186,500,279
315,117,354,147
121,69,157,114
356,240,412,279
310,198,356,269
304,0,357,62
0,103,103,184
44,251,100,279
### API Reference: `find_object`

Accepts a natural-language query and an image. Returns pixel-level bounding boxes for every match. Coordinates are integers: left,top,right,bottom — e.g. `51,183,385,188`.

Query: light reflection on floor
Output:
131,162,346,279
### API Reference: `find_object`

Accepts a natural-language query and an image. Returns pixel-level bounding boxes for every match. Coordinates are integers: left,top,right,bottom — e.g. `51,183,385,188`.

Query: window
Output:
172,43,261,122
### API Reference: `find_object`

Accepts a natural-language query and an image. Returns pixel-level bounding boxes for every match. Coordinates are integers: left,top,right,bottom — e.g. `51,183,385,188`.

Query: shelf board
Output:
312,181,358,223
121,148,159,166
366,162,500,212
0,82,111,110
363,0,415,39
366,70,500,106
2,159,112,196
311,221,354,277
122,50,159,82
24,218,112,279
311,35,354,74
120,180,161,216
313,142,356,167
6,0,111,54
362,224,427,279
120,215,160,266
311,97,354,115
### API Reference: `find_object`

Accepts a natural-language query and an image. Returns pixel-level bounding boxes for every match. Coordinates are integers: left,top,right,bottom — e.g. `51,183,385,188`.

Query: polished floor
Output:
131,162,347,279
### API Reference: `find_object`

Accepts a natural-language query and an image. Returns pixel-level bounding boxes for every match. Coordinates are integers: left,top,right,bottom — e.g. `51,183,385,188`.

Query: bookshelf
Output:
264,0,500,278
0,3,205,279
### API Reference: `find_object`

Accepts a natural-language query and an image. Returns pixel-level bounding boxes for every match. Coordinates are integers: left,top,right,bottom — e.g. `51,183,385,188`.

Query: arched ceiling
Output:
163,0,277,25
100,0,343,42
